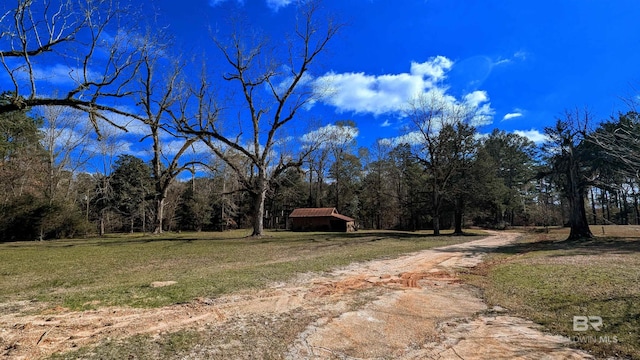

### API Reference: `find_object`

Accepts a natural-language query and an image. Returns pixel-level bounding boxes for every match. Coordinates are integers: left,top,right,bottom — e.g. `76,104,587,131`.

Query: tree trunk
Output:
600,189,606,223
634,192,640,225
590,187,597,225
153,197,164,234
335,154,341,213
100,214,105,237
602,190,611,223
308,165,314,207
568,192,592,239
432,215,440,235
454,197,464,235
252,191,266,236
432,185,441,235
622,191,629,225
566,158,593,240
251,175,268,237
142,203,146,234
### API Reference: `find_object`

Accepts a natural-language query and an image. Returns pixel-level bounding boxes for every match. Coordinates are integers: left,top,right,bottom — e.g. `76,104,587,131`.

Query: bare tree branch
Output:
177,0,342,236
0,0,144,137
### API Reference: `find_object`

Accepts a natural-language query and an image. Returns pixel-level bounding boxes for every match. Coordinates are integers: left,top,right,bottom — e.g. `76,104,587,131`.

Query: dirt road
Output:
1,231,594,359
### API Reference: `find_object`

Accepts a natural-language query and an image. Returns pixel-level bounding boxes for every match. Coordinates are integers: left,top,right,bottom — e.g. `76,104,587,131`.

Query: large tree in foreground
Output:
0,0,142,136
179,1,341,236
543,109,594,240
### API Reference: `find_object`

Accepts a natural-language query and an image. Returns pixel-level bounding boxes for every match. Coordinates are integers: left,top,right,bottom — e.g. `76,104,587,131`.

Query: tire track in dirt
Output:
285,231,595,359
0,231,594,359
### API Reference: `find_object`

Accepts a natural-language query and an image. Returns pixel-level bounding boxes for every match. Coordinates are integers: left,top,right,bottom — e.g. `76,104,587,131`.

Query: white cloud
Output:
494,58,511,66
381,119,392,127
462,90,494,126
313,57,452,116
313,71,425,115
494,51,528,67
266,0,295,11
47,128,88,152
378,131,423,147
314,56,494,127
475,132,489,142
209,0,243,6
208,0,294,10
470,103,495,127
272,69,314,97
301,123,358,147
409,56,453,82
163,139,211,156
15,63,102,87
514,50,528,61
377,89,494,146
99,112,148,136
86,138,134,158
502,112,523,121
513,129,548,144
463,90,488,107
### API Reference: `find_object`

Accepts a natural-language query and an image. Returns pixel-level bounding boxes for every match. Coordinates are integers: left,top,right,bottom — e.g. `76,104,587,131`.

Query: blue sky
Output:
4,0,640,167
147,0,640,147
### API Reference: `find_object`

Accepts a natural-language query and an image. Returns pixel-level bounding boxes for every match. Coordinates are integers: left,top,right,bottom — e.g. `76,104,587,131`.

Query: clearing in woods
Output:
1,231,594,359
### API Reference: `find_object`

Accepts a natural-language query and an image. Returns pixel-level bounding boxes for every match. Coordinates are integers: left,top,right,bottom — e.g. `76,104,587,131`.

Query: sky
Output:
4,0,640,170
144,0,640,148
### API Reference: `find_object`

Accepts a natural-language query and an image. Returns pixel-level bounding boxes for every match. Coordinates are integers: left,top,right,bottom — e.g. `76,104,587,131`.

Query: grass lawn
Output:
0,229,479,310
466,225,640,359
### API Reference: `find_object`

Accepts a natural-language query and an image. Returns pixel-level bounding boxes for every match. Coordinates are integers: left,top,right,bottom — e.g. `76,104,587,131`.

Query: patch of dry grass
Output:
467,225,640,359
0,229,477,310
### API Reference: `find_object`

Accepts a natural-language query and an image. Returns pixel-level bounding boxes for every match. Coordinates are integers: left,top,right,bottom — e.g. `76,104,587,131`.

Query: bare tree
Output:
0,0,143,137
179,1,341,236
37,106,92,204
406,93,477,235
589,111,640,179
89,125,120,236
302,121,358,211
327,121,358,213
306,146,329,207
134,44,203,234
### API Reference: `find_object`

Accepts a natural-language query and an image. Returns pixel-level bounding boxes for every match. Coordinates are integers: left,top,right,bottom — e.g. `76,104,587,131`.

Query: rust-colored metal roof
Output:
331,213,356,222
289,208,355,222
289,208,337,217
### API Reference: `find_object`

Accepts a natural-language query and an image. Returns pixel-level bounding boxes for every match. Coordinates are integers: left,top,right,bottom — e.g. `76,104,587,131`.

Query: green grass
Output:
48,330,203,360
0,229,478,310
466,225,640,359
48,308,320,360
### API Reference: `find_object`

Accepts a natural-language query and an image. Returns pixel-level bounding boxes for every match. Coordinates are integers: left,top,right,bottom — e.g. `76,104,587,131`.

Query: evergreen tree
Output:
110,155,153,233
481,129,538,226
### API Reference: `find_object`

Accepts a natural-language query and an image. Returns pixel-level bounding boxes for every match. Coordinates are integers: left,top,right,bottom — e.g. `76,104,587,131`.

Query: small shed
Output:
289,208,356,232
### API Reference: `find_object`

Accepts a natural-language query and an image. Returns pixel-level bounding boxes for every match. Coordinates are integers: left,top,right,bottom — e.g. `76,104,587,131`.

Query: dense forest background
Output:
1,0,639,241
2,103,640,241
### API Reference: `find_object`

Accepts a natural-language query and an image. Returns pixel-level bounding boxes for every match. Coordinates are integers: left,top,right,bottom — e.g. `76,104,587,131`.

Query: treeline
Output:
2,104,639,241
2,1,639,241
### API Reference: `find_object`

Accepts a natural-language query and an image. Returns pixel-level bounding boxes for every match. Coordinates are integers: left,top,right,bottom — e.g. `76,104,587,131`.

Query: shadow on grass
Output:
433,230,640,258
501,236,640,256
255,230,482,244
0,235,201,249
0,229,484,250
